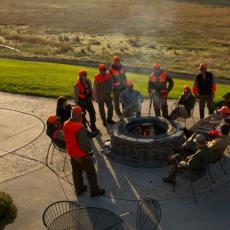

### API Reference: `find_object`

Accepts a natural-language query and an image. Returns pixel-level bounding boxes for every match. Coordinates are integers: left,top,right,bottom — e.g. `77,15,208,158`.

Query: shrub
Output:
0,192,18,229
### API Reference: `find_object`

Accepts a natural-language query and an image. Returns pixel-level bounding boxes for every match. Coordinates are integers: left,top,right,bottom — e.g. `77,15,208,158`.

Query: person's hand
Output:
178,161,187,168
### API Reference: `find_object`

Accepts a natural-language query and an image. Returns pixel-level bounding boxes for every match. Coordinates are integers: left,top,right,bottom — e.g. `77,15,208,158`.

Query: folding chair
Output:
48,140,68,172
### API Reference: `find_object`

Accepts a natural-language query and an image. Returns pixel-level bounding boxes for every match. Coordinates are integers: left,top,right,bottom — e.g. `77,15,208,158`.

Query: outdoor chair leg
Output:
219,160,226,175
62,154,67,172
50,145,55,165
205,176,213,192
208,165,216,184
189,182,197,203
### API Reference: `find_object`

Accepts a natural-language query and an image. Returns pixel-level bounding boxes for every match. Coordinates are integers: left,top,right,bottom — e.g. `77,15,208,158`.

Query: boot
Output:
107,119,116,125
163,175,176,185
91,189,105,198
76,185,87,196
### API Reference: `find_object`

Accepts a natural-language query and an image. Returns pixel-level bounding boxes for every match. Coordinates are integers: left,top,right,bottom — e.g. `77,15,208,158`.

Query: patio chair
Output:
136,197,161,230
179,169,213,202
42,200,79,228
170,102,196,128
207,147,227,184
47,140,68,171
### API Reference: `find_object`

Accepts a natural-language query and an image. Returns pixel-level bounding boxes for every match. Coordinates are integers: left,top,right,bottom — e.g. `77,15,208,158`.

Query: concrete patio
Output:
0,91,229,230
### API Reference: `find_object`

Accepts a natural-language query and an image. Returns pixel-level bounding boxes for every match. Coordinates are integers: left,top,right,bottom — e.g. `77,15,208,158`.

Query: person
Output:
73,70,99,132
193,63,216,119
109,56,127,117
63,106,105,197
119,80,144,117
46,115,66,149
94,64,115,127
172,123,230,161
169,85,195,121
148,63,174,118
183,105,230,138
56,96,72,126
163,134,211,185
215,92,230,110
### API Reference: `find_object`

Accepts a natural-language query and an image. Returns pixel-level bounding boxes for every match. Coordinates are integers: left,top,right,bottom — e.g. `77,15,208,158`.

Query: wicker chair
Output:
136,197,161,230
42,200,79,228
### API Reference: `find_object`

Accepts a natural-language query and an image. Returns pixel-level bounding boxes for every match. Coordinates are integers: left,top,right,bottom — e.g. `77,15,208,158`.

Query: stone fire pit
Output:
107,116,184,168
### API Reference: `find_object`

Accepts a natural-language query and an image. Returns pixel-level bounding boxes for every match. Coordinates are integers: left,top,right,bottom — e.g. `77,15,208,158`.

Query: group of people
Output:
46,56,230,196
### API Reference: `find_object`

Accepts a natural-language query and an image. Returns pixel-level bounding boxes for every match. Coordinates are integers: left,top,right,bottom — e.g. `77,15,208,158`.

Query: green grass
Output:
0,59,228,102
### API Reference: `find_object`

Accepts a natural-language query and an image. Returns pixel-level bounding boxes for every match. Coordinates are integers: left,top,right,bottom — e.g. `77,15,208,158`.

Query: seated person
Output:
183,105,230,138
163,134,211,185
173,123,229,159
169,85,195,121
46,115,66,149
215,92,230,109
56,96,72,127
119,81,144,117
207,123,229,163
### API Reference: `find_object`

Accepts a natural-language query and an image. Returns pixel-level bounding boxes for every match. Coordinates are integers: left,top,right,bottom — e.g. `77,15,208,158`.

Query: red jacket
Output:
63,120,87,158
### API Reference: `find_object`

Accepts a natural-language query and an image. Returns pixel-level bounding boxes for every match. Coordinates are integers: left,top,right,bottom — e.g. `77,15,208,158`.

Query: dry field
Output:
0,0,230,78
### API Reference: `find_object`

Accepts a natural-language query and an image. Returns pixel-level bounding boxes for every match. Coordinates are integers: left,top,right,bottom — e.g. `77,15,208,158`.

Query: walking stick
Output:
148,93,153,116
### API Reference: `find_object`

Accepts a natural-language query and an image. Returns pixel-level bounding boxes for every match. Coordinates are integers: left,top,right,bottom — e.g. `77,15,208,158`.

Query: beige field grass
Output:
0,0,229,78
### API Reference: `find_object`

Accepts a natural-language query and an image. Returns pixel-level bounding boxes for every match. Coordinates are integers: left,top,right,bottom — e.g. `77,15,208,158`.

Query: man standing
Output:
109,56,127,117
193,63,216,119
63,106,105,197
148,63,174,118
73,70,99,132
94,64,115,127
119,81,144,117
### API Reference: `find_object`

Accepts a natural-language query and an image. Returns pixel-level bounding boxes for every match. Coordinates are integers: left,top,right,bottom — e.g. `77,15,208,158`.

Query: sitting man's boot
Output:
163,175,176,185
76,185,87,196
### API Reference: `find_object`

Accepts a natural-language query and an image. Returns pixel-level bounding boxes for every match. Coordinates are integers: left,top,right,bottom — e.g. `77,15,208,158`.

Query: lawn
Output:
0,59,228,102
0,0,230,78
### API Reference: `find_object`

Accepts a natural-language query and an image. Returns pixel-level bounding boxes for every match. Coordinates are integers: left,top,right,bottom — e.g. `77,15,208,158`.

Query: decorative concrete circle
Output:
0,108,45,157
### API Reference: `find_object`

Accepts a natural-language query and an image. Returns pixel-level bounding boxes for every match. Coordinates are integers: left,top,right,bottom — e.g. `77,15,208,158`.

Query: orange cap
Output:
79,70,87,77
47,115,58,124
72,106,82,114
127,80,133,87
98,64,106,71
199,63,207,70
184,85,191,92
218,106,230,115
112,56,120,62
153,63,160,69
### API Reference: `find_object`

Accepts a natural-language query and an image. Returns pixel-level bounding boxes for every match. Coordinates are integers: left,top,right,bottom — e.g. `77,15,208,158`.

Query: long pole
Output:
148,94,153,116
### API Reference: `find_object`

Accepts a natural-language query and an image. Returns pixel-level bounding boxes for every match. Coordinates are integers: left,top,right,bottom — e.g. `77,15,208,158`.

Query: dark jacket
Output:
185,146,211,175
56,104,72,126
193,71,215,95
178,93,195,116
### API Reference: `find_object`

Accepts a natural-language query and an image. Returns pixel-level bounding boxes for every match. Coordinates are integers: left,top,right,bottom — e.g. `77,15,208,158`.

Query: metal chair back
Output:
42,200,79,227
136,197,161,230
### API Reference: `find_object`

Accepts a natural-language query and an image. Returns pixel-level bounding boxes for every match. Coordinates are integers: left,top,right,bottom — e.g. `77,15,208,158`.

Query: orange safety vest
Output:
75,81,87,99
150,71,167,83
63,120,87,158
109,67,125,76
95,73,111,83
